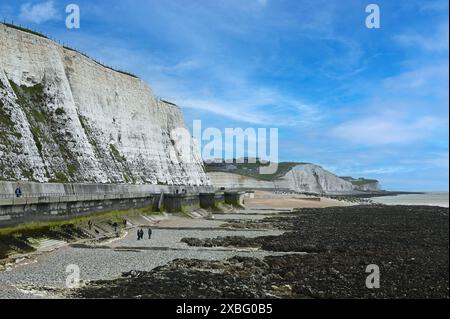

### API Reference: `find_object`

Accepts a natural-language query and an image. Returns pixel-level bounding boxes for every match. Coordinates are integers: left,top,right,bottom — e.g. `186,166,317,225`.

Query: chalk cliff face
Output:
280,164,355,193
208,164,380,194
352,181,380,192
207,171,276,190
0,24,209,186
340,176,381,192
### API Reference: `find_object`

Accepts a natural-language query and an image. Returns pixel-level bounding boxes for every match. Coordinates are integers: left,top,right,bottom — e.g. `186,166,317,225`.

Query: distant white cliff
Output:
208,163,381,194
281,164,355,193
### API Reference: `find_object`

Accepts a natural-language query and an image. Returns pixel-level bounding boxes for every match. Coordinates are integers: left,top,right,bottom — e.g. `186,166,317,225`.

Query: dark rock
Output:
72,205,449,299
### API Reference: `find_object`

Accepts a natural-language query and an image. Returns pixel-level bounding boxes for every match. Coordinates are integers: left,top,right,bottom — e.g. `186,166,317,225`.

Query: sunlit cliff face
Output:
0,24,210,186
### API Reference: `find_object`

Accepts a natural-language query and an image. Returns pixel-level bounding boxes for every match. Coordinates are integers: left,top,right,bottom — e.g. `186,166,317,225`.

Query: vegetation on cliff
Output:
1,22,137,79
1,22,48,39
205,159,304,181
7,80,83,182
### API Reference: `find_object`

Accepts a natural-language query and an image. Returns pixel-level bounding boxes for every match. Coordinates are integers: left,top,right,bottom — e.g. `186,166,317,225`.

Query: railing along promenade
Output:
0,191,157,206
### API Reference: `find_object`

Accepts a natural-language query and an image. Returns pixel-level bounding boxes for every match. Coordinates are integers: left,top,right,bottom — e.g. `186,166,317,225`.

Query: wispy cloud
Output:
9,0,446,190
256,0,268,8
180,95,320,127
418,0,449,12
52,29,320,127
19,1,59,24
155,74,321,126
394,22,449,52
331,116,443,146
382,63,449,102
338,166,417,175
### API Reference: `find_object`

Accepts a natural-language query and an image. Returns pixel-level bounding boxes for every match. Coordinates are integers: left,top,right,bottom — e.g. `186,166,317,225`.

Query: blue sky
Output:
1,0,448,191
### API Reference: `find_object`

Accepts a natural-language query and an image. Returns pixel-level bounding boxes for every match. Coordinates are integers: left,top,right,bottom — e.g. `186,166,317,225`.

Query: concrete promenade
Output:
0,181,245,227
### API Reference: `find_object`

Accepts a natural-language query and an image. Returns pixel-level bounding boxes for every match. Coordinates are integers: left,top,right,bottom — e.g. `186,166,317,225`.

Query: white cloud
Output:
51,31,320,127
331,116,443,146
338,166,416,175
419,0,449,12
256,0,268,8
382,64,449,101
169,90,320,127
394,22,449,52
19,1,59,24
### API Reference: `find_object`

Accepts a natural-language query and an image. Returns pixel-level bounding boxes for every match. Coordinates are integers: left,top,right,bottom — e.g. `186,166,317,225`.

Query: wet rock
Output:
72,205,449,299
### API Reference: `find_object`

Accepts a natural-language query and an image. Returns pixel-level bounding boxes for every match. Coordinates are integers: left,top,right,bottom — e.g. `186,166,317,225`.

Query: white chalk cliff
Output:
208,164,380,194
280,164,355,193
0,24,209,186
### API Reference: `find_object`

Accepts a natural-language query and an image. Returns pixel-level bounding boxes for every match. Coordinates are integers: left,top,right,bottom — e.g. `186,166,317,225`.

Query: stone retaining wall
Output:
0,193,160,227
0,181,213,197
0,181,216,226
0,181,244,226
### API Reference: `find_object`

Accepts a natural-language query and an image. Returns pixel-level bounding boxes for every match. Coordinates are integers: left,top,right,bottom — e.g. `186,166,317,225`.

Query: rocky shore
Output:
73,205,449,299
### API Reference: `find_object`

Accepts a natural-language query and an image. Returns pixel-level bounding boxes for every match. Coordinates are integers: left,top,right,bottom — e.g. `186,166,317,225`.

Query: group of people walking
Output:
137,228,152,240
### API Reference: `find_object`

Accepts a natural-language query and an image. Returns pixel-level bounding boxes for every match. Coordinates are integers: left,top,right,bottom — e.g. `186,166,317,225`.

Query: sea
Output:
369,192,449,208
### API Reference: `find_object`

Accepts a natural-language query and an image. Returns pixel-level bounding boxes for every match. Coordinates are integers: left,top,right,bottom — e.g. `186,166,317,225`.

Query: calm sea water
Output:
370,192,449,208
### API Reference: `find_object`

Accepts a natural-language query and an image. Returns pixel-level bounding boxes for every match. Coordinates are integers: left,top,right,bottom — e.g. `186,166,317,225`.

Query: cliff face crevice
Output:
0,24,209,186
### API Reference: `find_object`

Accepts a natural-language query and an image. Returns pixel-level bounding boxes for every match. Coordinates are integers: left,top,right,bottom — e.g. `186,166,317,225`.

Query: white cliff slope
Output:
0,24,209,186
208,163,379,194
279,164,355,193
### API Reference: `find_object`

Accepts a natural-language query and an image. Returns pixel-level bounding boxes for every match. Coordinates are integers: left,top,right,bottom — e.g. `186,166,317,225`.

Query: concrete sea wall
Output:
0,193,159,227
0,181,243,227
0,181,214,196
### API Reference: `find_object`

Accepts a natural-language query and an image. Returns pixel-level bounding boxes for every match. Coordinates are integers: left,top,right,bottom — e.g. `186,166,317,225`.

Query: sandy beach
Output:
243,191,353,209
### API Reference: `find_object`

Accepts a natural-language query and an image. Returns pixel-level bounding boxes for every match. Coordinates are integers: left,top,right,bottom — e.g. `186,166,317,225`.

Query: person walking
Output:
137,229,141,240
148,228,152,240
15,186,22,198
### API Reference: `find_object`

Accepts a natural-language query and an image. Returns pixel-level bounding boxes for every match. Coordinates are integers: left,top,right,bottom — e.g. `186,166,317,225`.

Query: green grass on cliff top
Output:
206,161,379,184
1,22,138,79
205,161,305,181
1,22,48,39
349,179,379,186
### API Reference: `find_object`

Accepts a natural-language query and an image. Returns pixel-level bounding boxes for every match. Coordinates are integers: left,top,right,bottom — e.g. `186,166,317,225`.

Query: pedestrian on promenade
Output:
137,229,144,240
148,228,152,239
137,229,141,240
15,186,22,198
88,220,93,230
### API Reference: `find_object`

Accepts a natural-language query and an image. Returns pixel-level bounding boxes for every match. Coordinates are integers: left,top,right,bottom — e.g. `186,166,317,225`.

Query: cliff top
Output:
1,22,138,79
340,176,379,185
205,160,308,181
206,160,380,187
